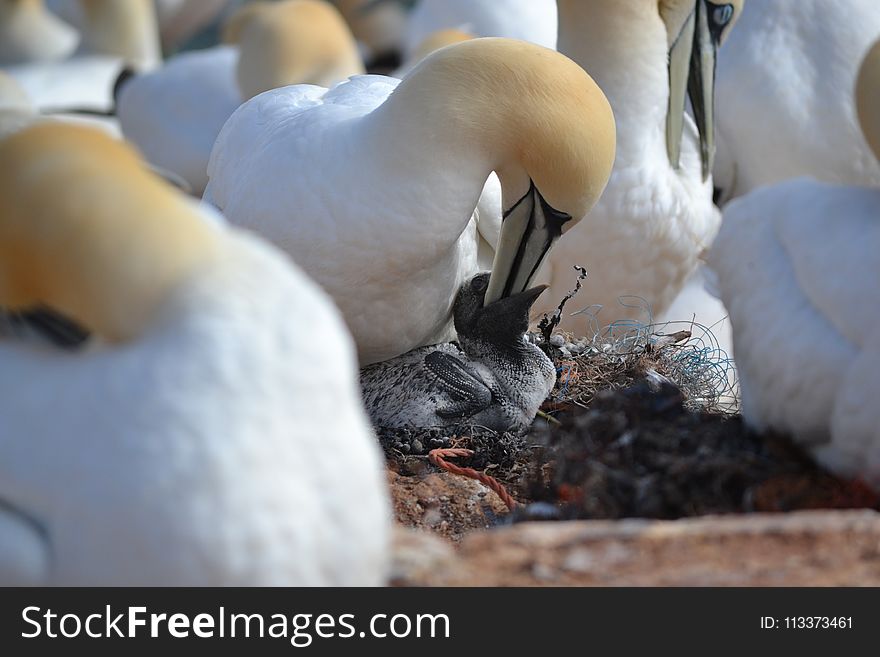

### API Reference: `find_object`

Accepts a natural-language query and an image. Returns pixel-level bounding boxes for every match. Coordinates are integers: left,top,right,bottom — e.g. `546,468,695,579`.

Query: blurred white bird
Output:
118,0,364,195
714,0,880,204
0,123,391,585
206,38,615,365
531,0,742,337
6,0,161,120
708,38,880,489
405,0,557,58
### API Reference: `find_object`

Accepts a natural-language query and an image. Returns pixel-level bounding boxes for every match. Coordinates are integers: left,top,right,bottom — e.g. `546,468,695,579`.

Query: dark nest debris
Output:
523,378,880,521
379,325,879,528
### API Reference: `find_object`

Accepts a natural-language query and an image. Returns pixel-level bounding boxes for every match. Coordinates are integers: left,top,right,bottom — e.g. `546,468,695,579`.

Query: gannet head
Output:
857,38,880,164
0,123,221,342
332,0,407,63
454,272,548,345
402,39,616,306
660,0,743,180
411,29,474,63
77,0,161,70
224,0,365,100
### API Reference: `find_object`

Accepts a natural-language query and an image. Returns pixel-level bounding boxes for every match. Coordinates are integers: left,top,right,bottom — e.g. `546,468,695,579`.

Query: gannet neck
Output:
857,38,880,164
370,38,615,221
77,0,161,70
0,124,221,342
225,0,364,101
557,0,670,163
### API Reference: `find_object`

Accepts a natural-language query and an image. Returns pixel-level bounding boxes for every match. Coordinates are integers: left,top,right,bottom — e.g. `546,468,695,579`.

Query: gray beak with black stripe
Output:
666,0,736,181
483,181,575,307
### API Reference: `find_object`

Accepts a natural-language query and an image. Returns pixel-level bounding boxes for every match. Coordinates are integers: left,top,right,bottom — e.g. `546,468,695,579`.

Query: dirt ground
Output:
378,330,880,543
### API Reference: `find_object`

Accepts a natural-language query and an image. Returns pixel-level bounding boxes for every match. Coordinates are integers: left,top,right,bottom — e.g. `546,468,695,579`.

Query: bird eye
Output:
474,276,488,292
712,4,734,27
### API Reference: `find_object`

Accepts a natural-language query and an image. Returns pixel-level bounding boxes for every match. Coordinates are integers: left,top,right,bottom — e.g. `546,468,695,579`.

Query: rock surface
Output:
391,510,880,586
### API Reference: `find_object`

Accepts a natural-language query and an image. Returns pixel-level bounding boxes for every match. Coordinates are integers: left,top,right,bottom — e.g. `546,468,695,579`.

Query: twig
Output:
428,448,519,511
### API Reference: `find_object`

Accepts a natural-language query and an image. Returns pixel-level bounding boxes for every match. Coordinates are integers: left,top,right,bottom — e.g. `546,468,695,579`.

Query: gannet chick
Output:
361,273,555,435
707,37,880,490
0,123,390,585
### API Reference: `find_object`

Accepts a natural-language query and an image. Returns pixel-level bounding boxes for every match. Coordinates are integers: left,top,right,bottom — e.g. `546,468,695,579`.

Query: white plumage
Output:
117,47,241,194
714,0,880,203
0,124,391,585
206,74,481,364
709,180,880,486
708,38,880,488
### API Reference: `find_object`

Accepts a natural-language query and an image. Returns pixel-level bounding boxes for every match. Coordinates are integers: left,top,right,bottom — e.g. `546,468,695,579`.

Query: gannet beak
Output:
479,283,549,338
667,0,731,181
483,182,574,306
689,0,729,181
665,4,696,174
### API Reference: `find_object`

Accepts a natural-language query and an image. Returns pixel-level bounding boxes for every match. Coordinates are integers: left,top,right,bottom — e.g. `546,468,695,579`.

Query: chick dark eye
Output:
474,277,488,292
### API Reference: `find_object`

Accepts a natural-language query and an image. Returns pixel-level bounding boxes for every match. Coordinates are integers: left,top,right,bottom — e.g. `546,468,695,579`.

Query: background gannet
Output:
152,0,232,53
404,0,557,58
708,38,880,490
117,0,364,195
714,0,880,203
530,0,742,338
361,272,555,435
4,0,161,121
0,123,391,585
47,0,162,70
0,0,78,65
332,0,409,71
206,38,615,365
393,28,473,78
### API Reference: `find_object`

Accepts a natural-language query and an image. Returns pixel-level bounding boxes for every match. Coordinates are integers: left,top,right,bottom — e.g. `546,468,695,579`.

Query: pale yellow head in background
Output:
224,0,365,100
332,0,407,58
410,29,474,64
857,38,880,164
77,0,161,70
0,123,221,342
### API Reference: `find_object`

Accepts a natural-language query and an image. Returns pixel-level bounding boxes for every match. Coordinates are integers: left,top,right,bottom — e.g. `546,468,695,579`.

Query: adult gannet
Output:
206,38,616,365
0,123,391,585
5,0,161,116
713,0,880,204
361,272,555,435
529,0,742,334
708,39,880,490
47,0,162,70
117,0,364,195
0,0,78,65
404,0,557,58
